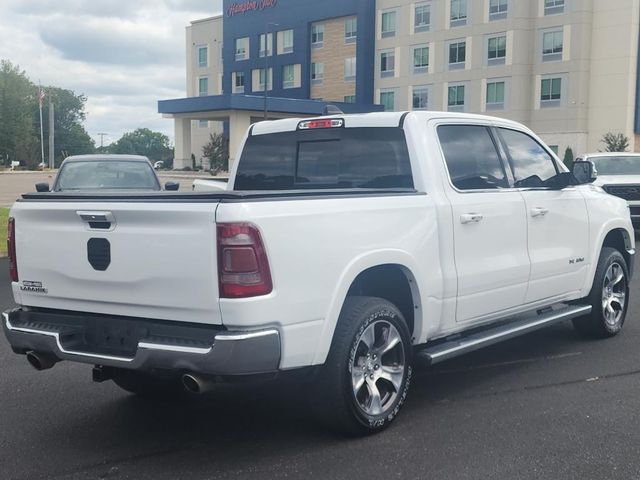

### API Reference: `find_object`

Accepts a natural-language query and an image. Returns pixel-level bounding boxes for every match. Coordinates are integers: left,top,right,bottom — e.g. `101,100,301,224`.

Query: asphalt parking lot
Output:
2,256,640,480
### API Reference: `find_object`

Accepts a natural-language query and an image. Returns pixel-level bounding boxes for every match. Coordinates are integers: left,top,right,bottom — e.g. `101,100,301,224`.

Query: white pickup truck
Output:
3,112,635,435
579,153,640,227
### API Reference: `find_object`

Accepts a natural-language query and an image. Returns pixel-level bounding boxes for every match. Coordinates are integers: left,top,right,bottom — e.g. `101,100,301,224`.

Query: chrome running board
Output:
419,304,592,365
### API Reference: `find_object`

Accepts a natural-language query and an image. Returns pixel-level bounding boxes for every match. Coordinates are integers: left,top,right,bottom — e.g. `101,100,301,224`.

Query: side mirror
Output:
164,181,180,191
572,160,597,184
35,182,50,192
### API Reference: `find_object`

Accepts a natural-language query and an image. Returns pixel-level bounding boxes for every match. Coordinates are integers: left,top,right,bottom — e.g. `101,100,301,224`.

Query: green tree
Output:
601,132,629,152
108,128,173,164
0,60,38,168
202,133,229,173
40,87,95,166
563,146,574,167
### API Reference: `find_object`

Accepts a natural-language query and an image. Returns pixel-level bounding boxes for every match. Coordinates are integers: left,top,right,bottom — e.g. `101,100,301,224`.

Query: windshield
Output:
235,127,413,190
55,161,160,191
591,156,640,175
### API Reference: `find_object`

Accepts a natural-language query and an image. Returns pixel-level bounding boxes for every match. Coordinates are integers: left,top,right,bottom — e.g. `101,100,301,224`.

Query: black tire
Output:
112,369,188,399
572,247,630,338
310,296,413,436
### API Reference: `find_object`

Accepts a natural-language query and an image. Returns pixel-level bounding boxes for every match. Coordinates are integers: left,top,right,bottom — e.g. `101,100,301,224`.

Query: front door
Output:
438,124,530,323
496,128,589,303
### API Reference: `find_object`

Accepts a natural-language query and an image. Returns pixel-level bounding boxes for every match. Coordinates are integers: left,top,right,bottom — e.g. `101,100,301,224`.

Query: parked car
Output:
153,161,164,170
4,112,634,435
578,153,640,227
34,155,179,192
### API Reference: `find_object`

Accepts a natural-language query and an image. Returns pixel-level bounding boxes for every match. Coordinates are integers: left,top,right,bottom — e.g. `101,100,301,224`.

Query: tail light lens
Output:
8,217,18,282
217,223,272,298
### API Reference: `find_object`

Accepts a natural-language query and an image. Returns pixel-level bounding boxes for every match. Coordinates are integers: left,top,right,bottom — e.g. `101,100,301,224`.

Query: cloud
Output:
40,18,182,66
0,0,223,145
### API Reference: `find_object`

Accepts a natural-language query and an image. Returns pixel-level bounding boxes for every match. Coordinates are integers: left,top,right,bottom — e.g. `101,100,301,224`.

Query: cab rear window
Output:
234,127,413,190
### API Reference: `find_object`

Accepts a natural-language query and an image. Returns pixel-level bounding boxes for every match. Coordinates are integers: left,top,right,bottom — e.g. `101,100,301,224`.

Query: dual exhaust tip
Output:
25,353,214,395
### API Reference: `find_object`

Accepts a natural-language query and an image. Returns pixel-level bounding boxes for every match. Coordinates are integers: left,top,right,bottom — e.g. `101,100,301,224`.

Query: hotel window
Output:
380,90,395,111
541,77,562,106
282,65,295,89
345,17,357,43
413,46,429,74
259,33,273,57
198,77,208,96
233,71,245,93
311,62,324,85
415,3,431,32
489,0,508,20
487,35,506,65
345,57,356,82
235,37,249,61
486,80,505,110
544,0,565,15
448,41,466,70
542,29,563,61
281,29,294,54
448,84,465,110
381,11,396,38
380,50,395,77
548,145,559,155
197,46,208,68
344,95,356,103
199,120,208,128
311,24,324,48
257,68,272,91
450,0,468,27
412,86,429,110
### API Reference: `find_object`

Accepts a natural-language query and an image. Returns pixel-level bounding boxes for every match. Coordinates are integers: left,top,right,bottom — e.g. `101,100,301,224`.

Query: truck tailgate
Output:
11,201,222,325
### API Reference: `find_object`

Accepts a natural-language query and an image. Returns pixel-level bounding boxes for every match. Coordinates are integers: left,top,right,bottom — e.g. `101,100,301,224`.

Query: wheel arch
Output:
311,251,424,365
583,224,635,293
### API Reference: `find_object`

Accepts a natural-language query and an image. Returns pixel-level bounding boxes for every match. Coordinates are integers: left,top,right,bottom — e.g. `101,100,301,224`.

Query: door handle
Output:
530,207,549,217
460,213,484,224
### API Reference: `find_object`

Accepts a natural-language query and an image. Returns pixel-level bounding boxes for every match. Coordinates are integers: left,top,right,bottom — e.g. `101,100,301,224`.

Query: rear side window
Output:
437,125,509,190
234,127,413,190
498,128,558,187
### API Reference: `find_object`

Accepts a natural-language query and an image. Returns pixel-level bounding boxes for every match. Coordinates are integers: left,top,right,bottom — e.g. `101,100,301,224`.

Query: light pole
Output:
264,22,279,120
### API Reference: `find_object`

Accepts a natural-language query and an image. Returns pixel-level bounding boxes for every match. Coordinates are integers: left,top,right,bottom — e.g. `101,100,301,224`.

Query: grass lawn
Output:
0,208,9,256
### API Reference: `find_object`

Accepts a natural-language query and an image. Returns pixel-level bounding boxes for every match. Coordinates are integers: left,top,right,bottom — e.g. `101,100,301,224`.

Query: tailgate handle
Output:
77,211,116,230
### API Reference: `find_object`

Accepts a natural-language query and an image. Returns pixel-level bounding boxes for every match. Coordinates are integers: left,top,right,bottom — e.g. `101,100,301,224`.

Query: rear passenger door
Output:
438,124,530,323
496,128,589,303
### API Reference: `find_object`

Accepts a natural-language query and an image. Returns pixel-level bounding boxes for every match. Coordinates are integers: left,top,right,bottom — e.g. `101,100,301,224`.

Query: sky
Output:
0,0,223,146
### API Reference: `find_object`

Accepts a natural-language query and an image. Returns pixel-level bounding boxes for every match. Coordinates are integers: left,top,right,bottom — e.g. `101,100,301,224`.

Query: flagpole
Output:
38,83,45,167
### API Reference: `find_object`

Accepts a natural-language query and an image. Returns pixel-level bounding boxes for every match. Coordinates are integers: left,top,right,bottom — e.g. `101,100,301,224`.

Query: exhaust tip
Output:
26,351,57,371
182,374,201,394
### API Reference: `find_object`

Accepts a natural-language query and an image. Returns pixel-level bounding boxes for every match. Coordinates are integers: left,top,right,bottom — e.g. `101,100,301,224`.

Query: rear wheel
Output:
572,247,629,338
310,296,413,436
112,369,188,399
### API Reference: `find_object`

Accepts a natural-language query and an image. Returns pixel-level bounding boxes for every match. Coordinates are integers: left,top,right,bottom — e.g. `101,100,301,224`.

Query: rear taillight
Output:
217,223,272,298
8,217,18,282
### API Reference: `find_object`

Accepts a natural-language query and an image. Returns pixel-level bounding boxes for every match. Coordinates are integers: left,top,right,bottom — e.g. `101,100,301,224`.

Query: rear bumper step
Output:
2,309,280,375
418,304,592,365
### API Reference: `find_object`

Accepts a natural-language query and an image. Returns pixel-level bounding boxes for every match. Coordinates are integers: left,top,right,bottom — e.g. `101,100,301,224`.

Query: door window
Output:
498,128,558,187
438,125,508,190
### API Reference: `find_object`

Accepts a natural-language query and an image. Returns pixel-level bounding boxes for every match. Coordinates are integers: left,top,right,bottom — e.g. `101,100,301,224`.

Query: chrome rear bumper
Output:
2,309,280,375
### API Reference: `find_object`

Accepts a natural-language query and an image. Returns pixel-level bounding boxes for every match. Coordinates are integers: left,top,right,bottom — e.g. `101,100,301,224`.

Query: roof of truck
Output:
61,154,151,163
250,110,525,136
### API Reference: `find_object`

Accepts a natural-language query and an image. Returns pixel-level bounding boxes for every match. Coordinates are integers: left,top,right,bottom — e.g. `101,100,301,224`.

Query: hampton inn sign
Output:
226,0,278,17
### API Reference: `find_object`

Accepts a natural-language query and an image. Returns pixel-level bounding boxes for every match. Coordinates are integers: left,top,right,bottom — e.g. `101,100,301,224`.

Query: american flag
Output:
38,88,45,108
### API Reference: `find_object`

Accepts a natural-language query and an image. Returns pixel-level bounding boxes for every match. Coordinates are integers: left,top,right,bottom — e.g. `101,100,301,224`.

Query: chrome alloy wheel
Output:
350,320,406,416
602,262,627,327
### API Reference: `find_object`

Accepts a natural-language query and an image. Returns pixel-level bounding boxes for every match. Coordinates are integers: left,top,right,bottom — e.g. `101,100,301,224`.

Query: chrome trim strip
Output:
137,342,212,355
215,329,279,341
